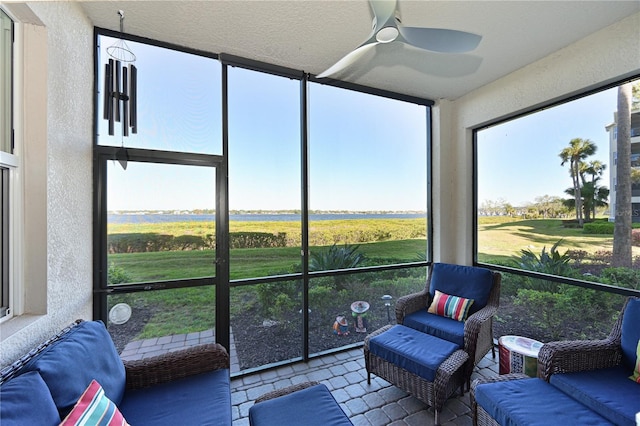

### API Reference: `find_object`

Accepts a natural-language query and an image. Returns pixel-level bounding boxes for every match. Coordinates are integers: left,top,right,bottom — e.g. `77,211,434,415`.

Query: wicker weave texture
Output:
394,264,501,389
364,328,468,424
125,342,230,390
254,381,320,403
537,296,633,381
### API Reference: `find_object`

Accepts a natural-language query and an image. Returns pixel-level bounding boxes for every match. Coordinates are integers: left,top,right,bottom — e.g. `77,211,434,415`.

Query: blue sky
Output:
101,36,627,212
102,36,427,212
477,87,619,207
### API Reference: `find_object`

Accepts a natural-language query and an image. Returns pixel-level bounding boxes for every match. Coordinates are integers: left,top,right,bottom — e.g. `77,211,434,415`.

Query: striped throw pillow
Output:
60,380,129,426
631,340,640,384
427,290,474,322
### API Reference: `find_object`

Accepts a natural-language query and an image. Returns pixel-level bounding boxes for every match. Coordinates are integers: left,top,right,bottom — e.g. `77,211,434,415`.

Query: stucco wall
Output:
0,2,93,367
433,12,640,265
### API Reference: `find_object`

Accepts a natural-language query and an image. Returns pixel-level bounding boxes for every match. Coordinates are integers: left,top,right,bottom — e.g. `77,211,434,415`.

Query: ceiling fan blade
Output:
369,0,397,28
316,41,378,79
399,27,482,53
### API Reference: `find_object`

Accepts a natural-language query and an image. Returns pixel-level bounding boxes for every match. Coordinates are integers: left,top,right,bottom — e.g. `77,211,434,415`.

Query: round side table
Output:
498,335,543,377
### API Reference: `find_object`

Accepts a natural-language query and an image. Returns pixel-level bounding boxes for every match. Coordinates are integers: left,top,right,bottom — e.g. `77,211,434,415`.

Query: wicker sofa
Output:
0,320,232,425
471,297,640,426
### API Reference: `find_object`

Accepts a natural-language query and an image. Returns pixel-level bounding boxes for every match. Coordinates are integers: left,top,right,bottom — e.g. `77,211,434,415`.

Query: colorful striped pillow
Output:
630,340,640,384
60,380,129,426
427,290,474,322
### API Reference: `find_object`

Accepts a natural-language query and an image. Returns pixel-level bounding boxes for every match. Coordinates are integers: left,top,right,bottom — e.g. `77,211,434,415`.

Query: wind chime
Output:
103,10,137,169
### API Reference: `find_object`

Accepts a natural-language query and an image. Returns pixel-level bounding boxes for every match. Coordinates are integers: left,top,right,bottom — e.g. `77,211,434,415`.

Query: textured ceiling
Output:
78,0,640,101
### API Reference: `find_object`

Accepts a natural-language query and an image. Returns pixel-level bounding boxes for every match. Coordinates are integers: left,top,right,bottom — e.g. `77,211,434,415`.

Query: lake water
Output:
108,213,425,224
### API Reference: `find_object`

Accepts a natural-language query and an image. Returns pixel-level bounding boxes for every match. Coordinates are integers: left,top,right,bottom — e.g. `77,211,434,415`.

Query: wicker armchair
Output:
395,263,501,390
538,296,637,382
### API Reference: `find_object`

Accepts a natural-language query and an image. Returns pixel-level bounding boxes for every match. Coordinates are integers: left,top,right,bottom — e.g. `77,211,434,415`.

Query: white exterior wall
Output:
0,2,93,367
432,12,640,265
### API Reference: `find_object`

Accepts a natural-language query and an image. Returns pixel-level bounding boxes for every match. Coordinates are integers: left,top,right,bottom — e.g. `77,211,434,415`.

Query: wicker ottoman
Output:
248,382,353,426
364,325,468,425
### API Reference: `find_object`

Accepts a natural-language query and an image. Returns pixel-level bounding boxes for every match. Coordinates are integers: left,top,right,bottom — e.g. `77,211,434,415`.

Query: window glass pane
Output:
494,273,627,343
477,79,640,284
107,162,216,284
0,10,12,153
97,36,222,155
228,68,301,279
308,84,427,270
309,267,426,355
107,286,215,360
230,281,303,372
477,79,640,343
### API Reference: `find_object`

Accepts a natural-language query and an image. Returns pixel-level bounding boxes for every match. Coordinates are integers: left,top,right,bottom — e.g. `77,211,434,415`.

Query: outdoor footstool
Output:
248,381,353,426
364,324,468,425
470,374,615,426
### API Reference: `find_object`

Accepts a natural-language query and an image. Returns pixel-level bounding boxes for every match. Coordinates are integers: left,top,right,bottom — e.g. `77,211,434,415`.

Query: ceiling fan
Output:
317,0,482,79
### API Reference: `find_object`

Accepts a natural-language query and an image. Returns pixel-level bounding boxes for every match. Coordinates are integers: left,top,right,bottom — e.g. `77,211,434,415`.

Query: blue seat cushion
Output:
429,263,494,315
550,365,640,426
368,325,460,382
621,297,640,370
0,371,61,426
21,320,126,418
248,383,352,426
474,377,614,426
119,368,231,426
403,310,465,347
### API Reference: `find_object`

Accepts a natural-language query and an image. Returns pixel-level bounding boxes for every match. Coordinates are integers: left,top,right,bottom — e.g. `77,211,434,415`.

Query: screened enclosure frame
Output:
472,73,640,299
92,27,434,374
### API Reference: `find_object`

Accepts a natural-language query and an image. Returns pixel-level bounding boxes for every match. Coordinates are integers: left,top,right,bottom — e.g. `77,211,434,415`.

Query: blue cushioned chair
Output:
395,263,501,390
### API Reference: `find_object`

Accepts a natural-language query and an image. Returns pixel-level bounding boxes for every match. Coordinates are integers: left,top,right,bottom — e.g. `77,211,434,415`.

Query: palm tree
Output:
613,83,632,267
559,138,597,226
581,160,606,220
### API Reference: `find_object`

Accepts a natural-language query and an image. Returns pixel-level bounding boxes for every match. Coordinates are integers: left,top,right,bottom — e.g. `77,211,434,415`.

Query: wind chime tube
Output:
130,64,137,134
108,59,115,136
122,66,129,137
115,60,121,123
103,62,111,121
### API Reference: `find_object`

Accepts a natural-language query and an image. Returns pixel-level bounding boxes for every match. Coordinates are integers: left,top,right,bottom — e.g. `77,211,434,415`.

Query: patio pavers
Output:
231,348,499,426
118,330,499,425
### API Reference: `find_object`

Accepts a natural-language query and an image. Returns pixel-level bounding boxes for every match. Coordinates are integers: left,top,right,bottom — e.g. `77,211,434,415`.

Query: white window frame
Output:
0,8,24,325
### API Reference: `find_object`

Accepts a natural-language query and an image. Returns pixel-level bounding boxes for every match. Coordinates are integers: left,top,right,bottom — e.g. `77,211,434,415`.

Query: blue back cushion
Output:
119,369,232,426
621,297,640,370
429,263,494,315
0,371,61,426
249,384,352,426
550,366,639,426
21,320,126,418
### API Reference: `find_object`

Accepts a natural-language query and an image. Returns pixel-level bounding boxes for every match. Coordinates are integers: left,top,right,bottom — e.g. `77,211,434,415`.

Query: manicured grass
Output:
108,217,632,344
109,239,427,282
477,217,621,260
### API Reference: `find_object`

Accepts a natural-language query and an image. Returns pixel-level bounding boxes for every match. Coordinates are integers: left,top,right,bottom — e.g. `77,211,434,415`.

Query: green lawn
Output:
107,217,631,344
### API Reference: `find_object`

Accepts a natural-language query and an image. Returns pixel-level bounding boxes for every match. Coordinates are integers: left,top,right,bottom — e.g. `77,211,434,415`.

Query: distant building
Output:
607,109,640,222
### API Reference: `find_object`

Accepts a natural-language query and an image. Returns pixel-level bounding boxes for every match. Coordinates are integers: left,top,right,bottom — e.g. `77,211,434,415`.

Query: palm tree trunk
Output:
613,83,632,267
573,161,583,225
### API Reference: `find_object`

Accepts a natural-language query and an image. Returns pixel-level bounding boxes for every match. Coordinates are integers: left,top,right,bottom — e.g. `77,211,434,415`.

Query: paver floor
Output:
119,329,499,425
